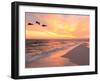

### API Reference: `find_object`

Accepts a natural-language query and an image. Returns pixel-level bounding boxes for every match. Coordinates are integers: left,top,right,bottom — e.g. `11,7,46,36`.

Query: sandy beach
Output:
25,40,89,68
62,43,89,65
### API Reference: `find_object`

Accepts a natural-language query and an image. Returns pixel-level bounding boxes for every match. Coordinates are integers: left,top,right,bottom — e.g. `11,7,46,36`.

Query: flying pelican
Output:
27,23,33,25
42,24,47,27
36,21,40,25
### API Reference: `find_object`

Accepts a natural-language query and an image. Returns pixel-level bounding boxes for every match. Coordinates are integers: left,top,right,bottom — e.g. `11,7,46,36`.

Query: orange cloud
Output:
25,13,89,39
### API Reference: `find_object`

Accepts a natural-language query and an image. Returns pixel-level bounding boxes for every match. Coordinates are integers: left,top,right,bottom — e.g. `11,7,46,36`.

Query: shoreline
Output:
25,43,89,68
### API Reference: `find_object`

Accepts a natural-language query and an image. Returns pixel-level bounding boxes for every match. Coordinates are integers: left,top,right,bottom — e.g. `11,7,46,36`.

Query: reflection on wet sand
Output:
25,39,89,68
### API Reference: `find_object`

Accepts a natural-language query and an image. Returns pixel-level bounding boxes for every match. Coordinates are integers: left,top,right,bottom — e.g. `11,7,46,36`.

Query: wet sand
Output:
62,43,89,65
26,43,89,68
26,43,81,63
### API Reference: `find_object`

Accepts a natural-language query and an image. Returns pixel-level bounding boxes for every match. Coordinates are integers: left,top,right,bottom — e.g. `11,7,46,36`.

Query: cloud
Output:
25,13,89,39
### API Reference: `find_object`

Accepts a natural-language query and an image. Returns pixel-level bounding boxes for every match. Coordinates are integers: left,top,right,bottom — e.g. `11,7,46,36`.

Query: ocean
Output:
25,39,89,68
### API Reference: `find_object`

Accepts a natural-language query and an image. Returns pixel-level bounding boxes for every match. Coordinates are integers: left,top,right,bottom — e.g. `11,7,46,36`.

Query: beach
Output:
25,39,89,68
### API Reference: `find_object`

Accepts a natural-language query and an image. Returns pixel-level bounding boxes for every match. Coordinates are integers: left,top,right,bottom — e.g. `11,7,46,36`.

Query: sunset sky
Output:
25,12,89,39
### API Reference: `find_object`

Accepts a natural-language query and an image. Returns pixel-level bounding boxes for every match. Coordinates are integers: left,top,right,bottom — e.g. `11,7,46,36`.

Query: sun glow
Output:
25,13,89,39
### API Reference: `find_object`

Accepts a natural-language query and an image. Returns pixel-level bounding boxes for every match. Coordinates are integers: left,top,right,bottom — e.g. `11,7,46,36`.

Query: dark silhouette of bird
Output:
42,24,47,27
27,20,47,27
28,23,33,25
36,21,40,25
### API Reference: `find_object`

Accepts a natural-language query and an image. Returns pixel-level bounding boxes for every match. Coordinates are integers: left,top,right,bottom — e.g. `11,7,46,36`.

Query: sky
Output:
25,12,89,39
